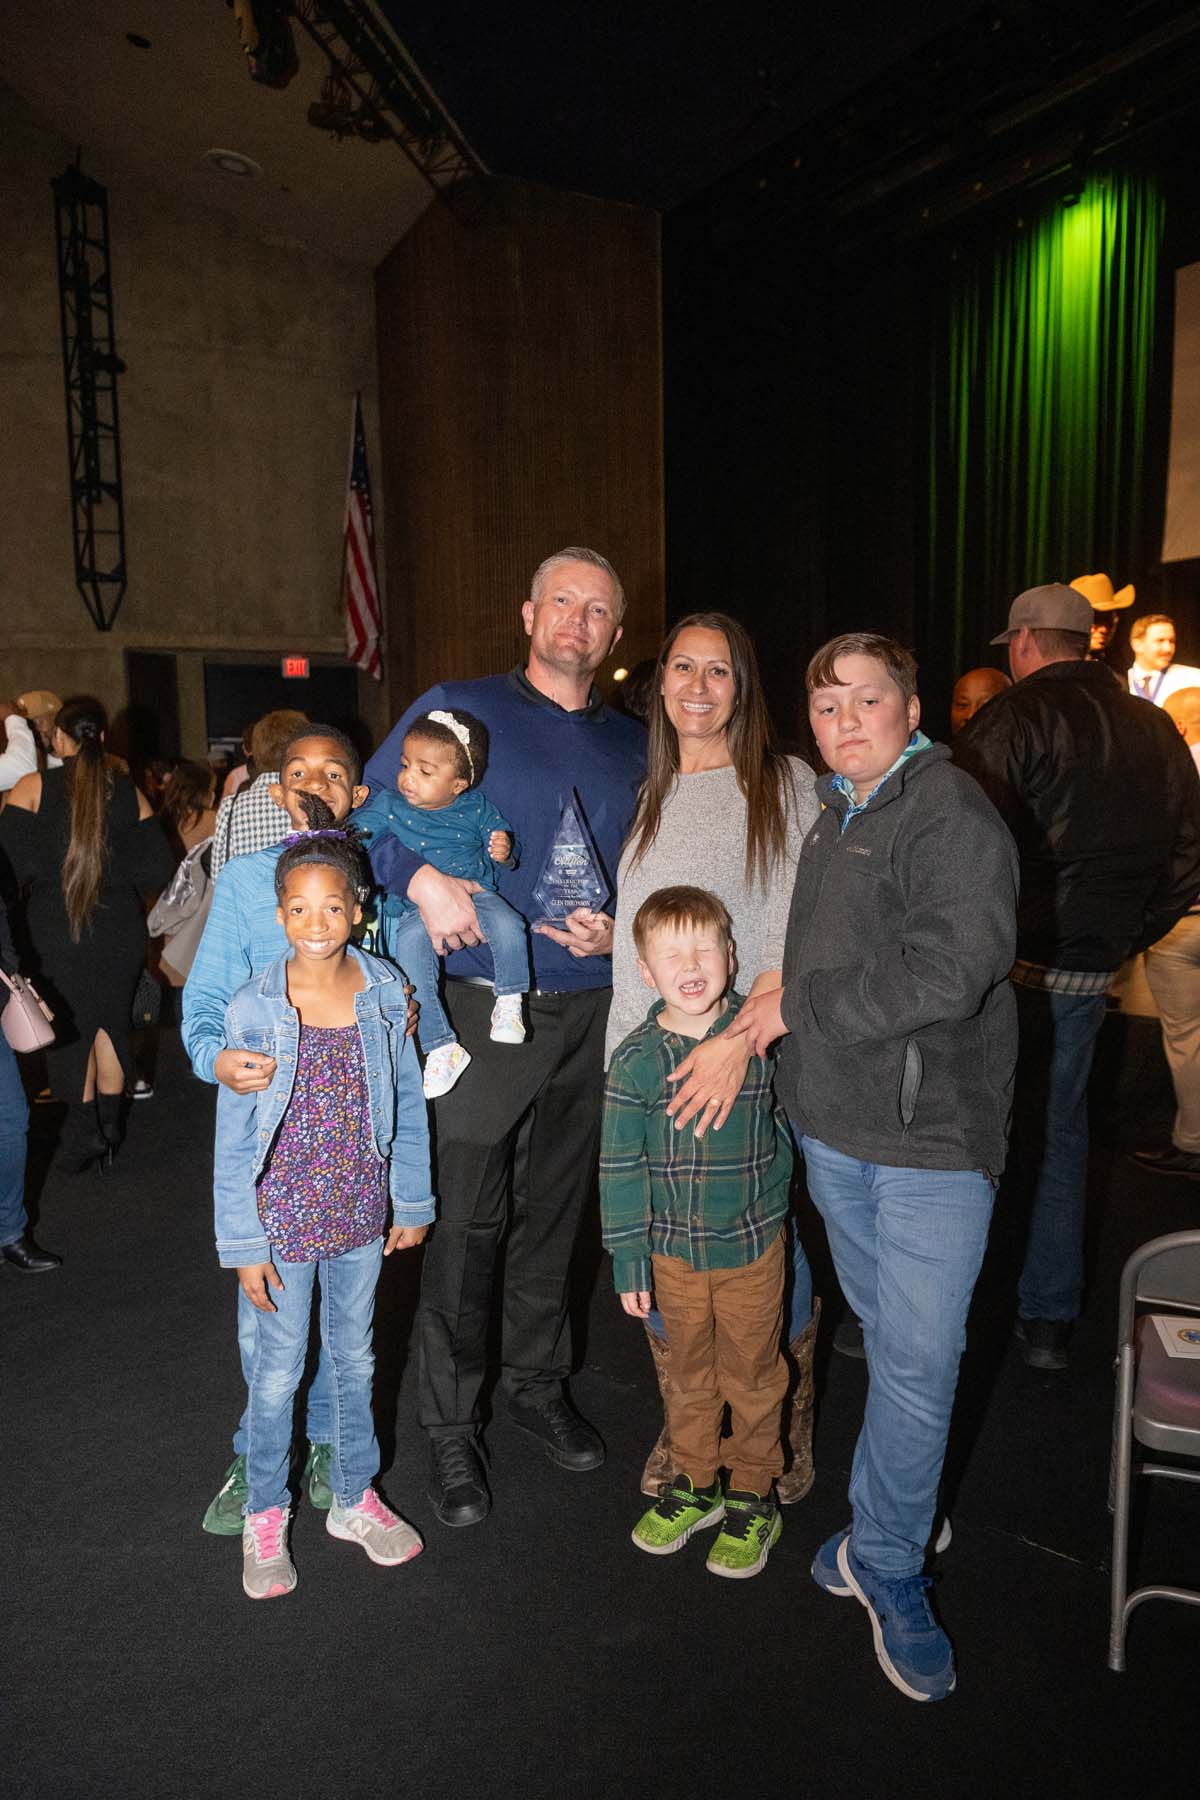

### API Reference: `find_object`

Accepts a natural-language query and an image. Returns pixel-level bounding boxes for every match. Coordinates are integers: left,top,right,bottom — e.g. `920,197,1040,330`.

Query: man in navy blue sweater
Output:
364,547,646,1526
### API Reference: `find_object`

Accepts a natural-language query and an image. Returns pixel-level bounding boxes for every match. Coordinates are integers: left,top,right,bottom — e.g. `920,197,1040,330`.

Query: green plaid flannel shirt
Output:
600,991,793,1296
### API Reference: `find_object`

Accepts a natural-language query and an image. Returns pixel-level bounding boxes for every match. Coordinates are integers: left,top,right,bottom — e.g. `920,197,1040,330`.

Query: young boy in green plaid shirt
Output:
600,885,792,1578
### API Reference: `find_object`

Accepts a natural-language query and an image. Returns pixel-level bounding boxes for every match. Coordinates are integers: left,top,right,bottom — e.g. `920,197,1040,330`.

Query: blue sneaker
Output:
837,1535,956,1702
811,1525,853,1594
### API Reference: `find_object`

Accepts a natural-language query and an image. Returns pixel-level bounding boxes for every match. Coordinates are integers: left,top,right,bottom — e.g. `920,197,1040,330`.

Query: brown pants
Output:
651,1231,787,1495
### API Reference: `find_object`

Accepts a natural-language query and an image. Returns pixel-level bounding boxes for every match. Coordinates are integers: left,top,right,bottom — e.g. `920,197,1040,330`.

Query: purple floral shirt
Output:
256,1023,387,1262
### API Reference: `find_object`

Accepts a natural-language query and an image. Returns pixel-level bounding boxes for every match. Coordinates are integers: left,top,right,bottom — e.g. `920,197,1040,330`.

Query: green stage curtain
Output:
927,169,1164,671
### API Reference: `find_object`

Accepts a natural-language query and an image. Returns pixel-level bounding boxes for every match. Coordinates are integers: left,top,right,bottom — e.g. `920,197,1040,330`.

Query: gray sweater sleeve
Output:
759,759,821,975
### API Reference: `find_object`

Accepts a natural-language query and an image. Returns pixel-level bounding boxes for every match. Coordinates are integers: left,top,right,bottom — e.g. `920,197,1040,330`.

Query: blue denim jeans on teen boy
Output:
386,892,531,1052
0,1033,29,1248
1012,985,1108,1324
800,1135,995,1579
245,1236,384,1514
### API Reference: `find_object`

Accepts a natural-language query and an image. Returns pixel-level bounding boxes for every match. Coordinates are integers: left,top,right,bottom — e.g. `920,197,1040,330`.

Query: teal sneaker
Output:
304,1441,333,1511
705,1489,781,1579
202,1454,248,1536
631,1476,724,1555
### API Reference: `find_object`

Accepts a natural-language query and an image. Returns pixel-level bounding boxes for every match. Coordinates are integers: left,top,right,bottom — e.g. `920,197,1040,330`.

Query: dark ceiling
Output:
379,0,1200,217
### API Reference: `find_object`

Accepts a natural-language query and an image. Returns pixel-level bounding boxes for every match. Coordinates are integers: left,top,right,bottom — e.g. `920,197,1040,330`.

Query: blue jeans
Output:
800,1136,994,1578
389,893,530,1052
1012,986,1108,1322
0,1034,29,1247
645,1219,813,1342
245,1236,384,1515
233,1289,333,1457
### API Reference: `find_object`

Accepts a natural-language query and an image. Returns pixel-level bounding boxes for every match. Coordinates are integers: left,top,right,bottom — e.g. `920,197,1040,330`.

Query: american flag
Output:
343,393,383,681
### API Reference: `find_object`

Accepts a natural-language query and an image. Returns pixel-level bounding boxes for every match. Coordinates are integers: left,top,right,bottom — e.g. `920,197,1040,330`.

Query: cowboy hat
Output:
1070,573,1134,612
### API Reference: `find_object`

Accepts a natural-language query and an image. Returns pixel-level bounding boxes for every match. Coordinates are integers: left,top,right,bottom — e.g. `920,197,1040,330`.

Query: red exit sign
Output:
281,656,309,679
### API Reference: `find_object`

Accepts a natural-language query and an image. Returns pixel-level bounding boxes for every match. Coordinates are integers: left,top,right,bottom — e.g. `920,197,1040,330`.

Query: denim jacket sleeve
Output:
212,997,271,1268
381,995,436,1226
183,863,256,1085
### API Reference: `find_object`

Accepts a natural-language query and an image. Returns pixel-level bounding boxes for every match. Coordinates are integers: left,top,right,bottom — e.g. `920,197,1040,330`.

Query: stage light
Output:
613,668,629,682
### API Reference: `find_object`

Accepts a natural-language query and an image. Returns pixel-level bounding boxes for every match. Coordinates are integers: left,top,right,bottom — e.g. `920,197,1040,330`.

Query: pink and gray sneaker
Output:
326,1488,424,1567
241,1506,297,1601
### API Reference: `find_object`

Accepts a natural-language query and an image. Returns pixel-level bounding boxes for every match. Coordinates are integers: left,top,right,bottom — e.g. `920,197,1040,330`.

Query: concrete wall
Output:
0,86,389,757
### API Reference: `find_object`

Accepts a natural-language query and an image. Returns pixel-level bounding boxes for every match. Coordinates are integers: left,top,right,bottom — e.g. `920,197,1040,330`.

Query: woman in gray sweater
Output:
607,612,820,1503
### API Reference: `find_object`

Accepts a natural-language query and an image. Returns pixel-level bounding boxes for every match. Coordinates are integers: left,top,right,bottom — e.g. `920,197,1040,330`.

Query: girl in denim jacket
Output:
213,824,434,1600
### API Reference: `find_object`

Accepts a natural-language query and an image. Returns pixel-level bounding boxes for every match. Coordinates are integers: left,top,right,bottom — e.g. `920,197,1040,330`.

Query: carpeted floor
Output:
3,1013,1196,1800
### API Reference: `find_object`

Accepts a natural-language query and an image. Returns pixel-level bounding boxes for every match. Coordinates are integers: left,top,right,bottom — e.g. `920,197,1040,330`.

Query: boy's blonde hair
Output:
632,885,733,958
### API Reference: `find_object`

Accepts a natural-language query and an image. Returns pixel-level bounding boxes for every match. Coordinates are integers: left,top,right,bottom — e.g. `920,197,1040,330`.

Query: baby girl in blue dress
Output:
369,709,530,1098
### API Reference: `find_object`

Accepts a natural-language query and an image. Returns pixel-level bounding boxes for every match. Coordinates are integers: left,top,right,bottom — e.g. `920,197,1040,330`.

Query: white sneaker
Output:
490,995,526,1044
327,1488,424,1566
423,1041,471,1099
241,1505,297,1601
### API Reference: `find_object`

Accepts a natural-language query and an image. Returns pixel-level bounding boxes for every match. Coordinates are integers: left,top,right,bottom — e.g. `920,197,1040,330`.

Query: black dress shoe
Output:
1127,1145,1200,1178
508,1395,605,1471
1015,1316,1070,1371
428,1434,490,1528
2,1233,63,1274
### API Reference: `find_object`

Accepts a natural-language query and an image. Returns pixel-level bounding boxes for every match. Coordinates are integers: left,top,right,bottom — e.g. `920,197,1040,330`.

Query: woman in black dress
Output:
0,698,172,1169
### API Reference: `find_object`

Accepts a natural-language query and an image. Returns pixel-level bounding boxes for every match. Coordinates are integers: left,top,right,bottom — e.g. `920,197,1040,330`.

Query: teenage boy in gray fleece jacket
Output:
728,631,1018,1706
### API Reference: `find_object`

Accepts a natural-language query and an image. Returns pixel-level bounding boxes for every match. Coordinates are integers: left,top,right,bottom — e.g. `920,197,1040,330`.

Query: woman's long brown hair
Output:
57,699,113,941
625,611,799,888
161,760,215,841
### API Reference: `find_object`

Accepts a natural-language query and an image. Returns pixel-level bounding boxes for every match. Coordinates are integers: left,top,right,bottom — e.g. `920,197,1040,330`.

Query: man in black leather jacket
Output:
956,583,1200,1369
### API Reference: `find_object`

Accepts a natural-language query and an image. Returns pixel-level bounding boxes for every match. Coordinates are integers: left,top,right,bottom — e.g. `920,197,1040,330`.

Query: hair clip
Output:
282,827,350,848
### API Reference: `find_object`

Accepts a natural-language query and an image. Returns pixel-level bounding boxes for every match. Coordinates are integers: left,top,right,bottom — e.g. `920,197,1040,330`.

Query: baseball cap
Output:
989,584,1093,646
16,690,63,721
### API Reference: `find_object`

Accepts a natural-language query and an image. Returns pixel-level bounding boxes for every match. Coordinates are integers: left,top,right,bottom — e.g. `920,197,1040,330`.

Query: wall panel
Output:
374,177,664,709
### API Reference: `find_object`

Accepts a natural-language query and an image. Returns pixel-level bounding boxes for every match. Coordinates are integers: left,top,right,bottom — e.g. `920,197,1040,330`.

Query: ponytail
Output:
58,699,113,941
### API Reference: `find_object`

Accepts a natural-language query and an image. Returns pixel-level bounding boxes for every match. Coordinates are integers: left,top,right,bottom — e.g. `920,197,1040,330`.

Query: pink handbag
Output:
0,968,56,1053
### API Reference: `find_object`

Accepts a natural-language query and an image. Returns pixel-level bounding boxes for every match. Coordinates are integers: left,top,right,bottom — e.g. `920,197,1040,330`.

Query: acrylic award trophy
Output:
532,791,609,927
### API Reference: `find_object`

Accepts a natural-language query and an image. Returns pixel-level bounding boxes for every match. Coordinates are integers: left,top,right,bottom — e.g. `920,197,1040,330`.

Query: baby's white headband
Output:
428,709,473,780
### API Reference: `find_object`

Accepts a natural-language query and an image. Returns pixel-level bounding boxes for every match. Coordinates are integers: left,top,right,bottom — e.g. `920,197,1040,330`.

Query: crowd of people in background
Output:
2,553,1199,1705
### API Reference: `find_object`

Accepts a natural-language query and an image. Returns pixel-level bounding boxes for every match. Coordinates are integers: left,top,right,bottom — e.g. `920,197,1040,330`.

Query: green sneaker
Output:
304,1441,333,1511
705,1488,781,1579
202,1454,248,1536
631,1476,724,1556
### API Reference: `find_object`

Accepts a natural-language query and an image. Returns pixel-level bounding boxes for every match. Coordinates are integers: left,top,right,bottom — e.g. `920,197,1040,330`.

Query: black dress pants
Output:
417,979,611,1437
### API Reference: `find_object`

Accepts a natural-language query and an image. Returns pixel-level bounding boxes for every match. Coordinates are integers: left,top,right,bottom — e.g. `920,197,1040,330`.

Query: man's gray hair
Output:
530,546,625,617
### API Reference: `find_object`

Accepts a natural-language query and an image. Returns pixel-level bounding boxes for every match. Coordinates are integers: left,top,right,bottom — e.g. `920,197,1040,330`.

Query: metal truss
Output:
291,0,492,224
51,164,128,631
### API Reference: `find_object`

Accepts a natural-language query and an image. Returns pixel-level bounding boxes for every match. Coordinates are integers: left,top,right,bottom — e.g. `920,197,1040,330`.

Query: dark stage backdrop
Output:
664,146,1200,746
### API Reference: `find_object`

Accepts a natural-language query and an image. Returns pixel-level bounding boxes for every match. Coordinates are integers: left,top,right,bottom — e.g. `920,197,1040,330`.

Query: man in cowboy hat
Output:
1127,611,1200,707
1071,573,1133,677
956,583,1200,1368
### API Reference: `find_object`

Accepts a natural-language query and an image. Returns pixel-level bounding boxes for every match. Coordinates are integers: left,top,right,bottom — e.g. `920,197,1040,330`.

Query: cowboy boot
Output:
639,1323,675,1499
776,1294,821,1504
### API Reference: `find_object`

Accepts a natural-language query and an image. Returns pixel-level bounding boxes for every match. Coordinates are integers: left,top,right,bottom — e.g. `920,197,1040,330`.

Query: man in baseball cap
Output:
956,582,1200,1368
